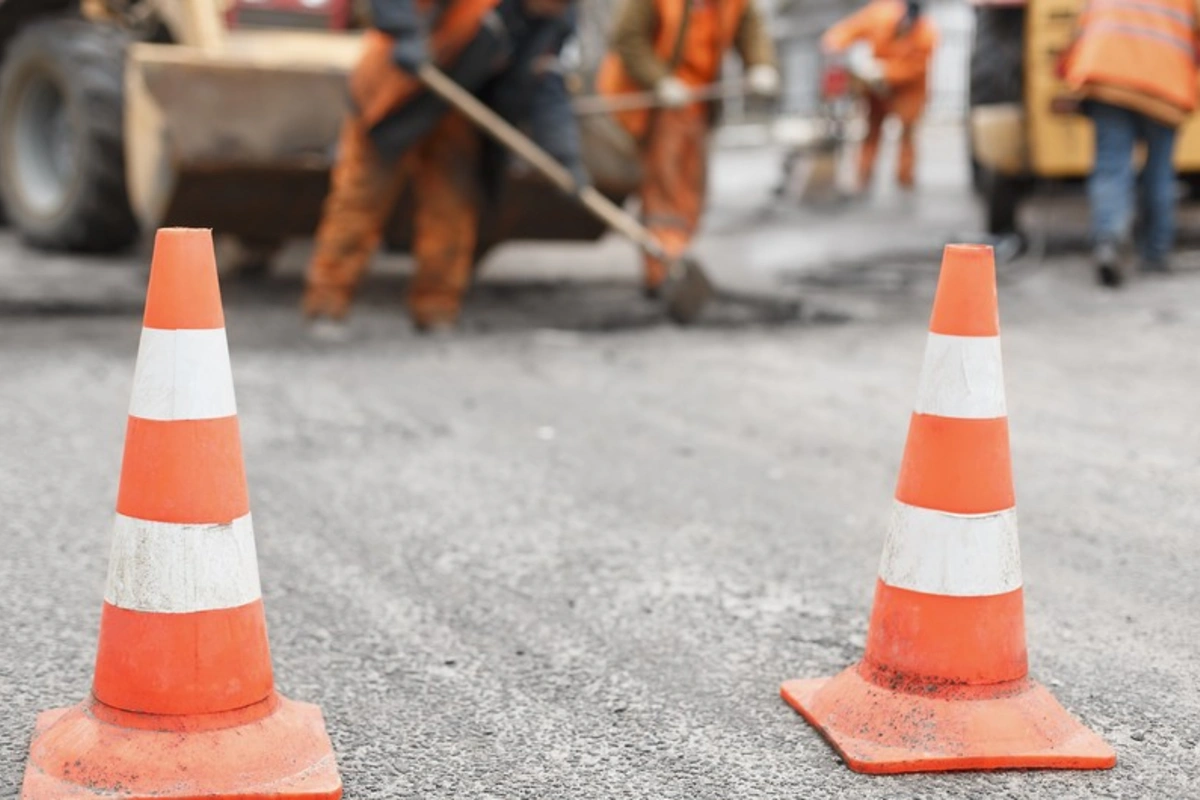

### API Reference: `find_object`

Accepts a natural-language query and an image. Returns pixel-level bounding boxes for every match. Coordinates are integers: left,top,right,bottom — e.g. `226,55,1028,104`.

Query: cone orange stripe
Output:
863,579,1027,685
927,244,999,337
93,600,274,716
116,416,249,524
142,229,225,330
894,413,1013,514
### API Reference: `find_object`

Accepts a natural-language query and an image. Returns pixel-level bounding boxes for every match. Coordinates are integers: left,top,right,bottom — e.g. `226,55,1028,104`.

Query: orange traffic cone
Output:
781,244,1117,774
21,229,343,798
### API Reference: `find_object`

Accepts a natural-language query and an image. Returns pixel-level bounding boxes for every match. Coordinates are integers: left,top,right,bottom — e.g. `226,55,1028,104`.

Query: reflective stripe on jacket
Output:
1065,0,1199,125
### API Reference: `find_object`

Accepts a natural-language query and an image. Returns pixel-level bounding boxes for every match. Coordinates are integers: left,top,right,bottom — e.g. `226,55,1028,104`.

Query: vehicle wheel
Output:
0,18,138,252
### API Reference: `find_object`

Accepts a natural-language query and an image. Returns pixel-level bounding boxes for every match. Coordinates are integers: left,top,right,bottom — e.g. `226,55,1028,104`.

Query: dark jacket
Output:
482,3,584,186
365,0,583,184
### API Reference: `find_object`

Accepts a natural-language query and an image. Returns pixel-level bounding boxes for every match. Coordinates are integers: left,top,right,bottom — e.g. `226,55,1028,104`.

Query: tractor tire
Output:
969,6,1028,233
0,18,138,252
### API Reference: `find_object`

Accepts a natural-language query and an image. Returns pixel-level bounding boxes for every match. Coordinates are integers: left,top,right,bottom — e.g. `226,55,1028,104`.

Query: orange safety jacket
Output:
821,0,937,124
350,0,499,129
1064,0,1199,126
596,0,750,138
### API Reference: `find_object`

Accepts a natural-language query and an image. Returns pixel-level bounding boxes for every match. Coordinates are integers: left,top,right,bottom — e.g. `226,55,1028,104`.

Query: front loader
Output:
0,0,639,265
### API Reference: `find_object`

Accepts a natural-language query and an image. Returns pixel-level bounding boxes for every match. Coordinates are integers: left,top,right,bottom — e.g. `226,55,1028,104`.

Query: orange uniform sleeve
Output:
882,21,937,87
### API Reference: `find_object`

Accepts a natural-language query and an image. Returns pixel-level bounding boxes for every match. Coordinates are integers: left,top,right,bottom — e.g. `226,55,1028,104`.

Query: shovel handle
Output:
417,63,667,260
572,82,746,116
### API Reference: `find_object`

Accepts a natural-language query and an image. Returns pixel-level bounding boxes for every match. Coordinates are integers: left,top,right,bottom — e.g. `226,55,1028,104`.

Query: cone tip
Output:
157,226,214,235
929,243,998,337
144,228,224,330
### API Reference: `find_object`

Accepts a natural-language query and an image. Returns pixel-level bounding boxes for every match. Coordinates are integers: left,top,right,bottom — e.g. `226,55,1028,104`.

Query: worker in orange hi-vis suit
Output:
822,0,937,191
1061,0,1199,285
597,0,780,295
304,0,582,331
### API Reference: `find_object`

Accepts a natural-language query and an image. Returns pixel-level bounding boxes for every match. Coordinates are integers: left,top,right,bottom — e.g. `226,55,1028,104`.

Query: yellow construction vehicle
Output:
969,0,1200,235
0,0,639,267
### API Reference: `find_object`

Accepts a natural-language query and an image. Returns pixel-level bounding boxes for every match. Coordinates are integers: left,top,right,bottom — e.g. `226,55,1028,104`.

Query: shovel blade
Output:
664,256,715,324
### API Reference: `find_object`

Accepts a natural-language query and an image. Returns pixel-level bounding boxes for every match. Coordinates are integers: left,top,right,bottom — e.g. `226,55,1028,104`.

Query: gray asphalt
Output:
1,132,1198,798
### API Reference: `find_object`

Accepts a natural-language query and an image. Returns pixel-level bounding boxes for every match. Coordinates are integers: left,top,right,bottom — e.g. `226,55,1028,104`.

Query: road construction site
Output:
1,128,1198,797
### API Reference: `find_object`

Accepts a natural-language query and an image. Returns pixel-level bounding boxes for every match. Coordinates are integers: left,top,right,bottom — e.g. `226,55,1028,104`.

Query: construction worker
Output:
597,0,780,295
303,0,583,330
821,0,937,192
1062,0,1199,286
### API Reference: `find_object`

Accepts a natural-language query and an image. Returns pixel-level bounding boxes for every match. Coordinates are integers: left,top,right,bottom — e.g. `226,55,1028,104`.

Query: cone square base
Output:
21,694,342,799
781,665,1116,774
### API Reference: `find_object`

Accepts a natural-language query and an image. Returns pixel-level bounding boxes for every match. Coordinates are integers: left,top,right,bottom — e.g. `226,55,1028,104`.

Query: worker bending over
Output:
822,0,937,192
304,0,582,330
1063,0,1199,286
598,0,780,294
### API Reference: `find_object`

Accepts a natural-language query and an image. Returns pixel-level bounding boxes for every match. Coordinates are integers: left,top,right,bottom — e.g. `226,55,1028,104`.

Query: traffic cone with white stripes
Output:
21,229,342,798
781,244,1116,774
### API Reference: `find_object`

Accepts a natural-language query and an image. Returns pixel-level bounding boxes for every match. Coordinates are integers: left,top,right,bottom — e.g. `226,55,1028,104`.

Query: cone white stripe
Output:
913,333,1006,419
878,501,1022,597
105,513,262,613
129,328,237,421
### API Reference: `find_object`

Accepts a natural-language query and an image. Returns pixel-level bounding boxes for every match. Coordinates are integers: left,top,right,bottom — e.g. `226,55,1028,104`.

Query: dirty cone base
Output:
21,693,341,799
781,665,1117,774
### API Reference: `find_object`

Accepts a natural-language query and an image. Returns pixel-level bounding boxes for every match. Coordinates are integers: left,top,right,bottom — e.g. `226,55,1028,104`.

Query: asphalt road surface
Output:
1,135,1198,798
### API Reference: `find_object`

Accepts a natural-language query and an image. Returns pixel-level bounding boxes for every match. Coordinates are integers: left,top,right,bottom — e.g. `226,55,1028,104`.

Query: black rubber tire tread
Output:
969,7,1025,107
0,17,138,252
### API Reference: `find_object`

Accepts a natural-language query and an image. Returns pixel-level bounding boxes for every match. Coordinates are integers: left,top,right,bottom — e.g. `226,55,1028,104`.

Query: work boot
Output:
308,318,352,344
302,283,353,320
643,259,669,299
410,303,460,335
1094,240,1127,288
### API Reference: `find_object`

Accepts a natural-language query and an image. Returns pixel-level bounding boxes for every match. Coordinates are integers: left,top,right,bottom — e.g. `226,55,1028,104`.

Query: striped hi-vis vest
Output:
1067,0,1199,115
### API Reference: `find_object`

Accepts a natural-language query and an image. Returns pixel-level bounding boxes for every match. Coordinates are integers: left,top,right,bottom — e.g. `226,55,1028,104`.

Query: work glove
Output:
746,64,781,97
655,76,691,108
847,43,888,95
391,30,430,74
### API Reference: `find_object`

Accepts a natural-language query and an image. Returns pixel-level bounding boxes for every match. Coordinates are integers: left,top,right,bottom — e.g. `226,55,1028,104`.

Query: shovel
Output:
418,63,715,324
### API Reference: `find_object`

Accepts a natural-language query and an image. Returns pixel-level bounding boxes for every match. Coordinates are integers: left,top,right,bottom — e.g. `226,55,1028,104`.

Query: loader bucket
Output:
126,32,635,255
125,32,362,243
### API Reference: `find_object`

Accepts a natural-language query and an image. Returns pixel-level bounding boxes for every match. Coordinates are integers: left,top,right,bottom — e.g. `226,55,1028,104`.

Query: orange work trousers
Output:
304,112,481,326
639,106,709,290
859,92,918,190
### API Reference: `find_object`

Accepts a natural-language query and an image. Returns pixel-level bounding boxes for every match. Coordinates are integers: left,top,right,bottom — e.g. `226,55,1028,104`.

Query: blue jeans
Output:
1087,101,1178,264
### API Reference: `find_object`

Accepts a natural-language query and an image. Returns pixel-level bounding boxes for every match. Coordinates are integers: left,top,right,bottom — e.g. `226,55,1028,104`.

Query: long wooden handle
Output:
418,63,667,259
